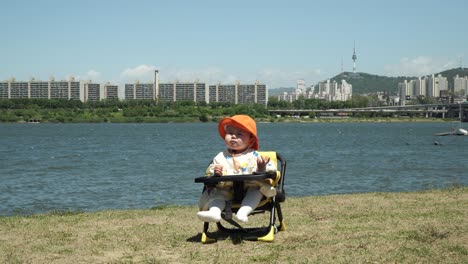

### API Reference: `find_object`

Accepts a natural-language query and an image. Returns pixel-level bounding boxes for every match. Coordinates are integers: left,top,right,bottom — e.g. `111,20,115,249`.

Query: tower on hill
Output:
352,41,357,73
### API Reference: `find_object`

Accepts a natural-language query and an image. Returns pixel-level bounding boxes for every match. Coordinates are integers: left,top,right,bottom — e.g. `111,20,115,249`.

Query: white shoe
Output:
234,213,249,223
197,210,221,222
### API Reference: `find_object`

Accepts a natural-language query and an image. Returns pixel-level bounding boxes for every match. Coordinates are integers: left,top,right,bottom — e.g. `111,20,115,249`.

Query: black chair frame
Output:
194,152,286,243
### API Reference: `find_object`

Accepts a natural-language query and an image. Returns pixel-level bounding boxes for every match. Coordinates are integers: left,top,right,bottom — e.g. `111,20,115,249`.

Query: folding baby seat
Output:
194,151,287,243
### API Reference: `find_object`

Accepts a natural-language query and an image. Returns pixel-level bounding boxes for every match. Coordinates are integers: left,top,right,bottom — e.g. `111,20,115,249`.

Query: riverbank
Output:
3,116,458,123
270,116,452,123
1,187,466,263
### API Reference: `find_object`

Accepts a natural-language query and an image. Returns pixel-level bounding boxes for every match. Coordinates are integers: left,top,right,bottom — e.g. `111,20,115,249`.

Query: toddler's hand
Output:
256,156,270,172
213,164,224,176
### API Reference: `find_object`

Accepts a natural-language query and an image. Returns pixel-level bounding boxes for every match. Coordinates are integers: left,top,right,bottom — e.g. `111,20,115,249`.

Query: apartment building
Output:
313,79,352,101
0,81,8,98
135,81,208,103
414,77,426,97
427,74,448,97
10,81,29,98
84,82,101,102
1,76,267,105
125,82,155,100
103,83,119,100
0,77,82,101
209,83,236,103
454,74,468,97
173,81,207,103
398,73,468,103
30,80,49,99
208,81,267,106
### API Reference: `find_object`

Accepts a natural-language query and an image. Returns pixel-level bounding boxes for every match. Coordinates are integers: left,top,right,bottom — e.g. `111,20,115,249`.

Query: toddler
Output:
197,115,276,223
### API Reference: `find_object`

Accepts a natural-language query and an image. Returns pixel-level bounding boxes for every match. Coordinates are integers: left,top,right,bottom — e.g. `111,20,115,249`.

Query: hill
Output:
269,68,468,96
333,68,468,95
436,67,468,85
331,72,414,95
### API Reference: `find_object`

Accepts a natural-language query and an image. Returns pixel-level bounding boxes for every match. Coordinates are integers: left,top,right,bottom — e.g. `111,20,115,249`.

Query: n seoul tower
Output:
352,41,357,73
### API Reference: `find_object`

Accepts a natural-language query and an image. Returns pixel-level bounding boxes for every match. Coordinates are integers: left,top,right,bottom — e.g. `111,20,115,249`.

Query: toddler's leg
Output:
197,199,225,222
234,188,263,223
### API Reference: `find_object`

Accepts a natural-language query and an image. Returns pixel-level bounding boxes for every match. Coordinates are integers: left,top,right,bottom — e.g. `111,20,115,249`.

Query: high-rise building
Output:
103,83,119,100
414,77,426,97
296,79,306,94
84,81,101,102
209,83,236,103
1,75,268,105
10,80,29,99
454,74,468,97
125,82,155,100
0,81,8,98
174,81,207,103
313,79,352,102
0,77,83,101
50,79,70,99
158,82,175,102
50,77,81,100
427,74,448,97
30,79,49,99
125,80,208,102
209,81,267,106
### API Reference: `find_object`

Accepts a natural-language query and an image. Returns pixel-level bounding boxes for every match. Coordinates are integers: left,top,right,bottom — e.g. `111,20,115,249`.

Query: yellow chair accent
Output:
201,232,216,244
257,226,275,242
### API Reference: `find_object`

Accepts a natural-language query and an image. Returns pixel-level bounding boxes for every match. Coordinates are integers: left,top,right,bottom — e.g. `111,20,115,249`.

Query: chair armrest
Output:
194,172,276,184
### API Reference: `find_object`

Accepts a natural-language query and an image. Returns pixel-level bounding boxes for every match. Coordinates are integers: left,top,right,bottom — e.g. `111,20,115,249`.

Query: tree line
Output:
0,96,374,123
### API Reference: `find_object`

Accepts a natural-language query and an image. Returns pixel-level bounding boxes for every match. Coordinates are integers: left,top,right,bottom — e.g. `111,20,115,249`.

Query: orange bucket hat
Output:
218,115,258,150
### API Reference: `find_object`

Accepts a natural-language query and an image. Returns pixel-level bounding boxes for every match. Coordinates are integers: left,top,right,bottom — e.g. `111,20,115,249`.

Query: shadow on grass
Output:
186,232,244,245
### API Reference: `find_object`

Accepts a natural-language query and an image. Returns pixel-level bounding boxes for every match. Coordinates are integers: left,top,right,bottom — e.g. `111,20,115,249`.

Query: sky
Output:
1,0,467,89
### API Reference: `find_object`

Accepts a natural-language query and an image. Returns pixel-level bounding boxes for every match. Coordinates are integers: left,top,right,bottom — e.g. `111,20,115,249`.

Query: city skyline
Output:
1,0,467,89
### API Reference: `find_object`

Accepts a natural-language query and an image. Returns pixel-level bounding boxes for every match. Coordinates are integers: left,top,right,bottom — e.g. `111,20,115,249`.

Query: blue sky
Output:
1,0,467,89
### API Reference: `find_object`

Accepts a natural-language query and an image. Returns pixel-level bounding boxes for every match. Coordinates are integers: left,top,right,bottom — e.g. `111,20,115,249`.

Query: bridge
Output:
268,103,468,122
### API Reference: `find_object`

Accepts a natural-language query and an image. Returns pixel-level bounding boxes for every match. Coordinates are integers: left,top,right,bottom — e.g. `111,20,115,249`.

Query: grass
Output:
1,187,467,263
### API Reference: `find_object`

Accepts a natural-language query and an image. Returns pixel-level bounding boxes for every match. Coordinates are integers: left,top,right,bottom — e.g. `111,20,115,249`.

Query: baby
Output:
197,115,276,223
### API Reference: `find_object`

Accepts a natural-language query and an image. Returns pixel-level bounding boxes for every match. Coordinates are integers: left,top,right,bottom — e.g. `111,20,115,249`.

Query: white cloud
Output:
86,70,101,80
384,56,458,77
120,65,158,82
256,68,325,88
71,70,102,82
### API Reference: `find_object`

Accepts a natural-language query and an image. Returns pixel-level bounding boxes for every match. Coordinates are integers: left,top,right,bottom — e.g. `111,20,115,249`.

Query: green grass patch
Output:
0,187,466,263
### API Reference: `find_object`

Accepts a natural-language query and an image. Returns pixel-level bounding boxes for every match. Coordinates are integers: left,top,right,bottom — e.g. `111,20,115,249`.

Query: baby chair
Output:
194,151,286,243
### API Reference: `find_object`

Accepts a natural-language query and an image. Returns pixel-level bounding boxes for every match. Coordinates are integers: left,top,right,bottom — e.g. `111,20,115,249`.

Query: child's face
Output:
224,125,252,151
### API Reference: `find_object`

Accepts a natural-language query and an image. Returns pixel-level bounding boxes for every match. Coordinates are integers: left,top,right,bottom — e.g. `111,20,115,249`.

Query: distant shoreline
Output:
1,116,458,124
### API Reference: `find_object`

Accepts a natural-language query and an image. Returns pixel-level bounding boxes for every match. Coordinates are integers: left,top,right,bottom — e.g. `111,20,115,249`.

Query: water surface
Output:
0,122,466,215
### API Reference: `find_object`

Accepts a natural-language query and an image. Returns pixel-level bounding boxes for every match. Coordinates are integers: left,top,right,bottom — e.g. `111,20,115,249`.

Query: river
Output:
0,122,466,216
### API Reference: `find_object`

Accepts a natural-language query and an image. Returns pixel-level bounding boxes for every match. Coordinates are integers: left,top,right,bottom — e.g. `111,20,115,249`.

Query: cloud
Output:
86,70,101,80
120,65,158,82
71,70,102,82
82,70,101,82
384,56,458,77
256,68,325,88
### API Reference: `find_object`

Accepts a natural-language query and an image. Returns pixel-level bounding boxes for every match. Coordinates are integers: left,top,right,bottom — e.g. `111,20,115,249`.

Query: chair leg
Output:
257,203,276,242
276,202,286,231
257,226,275,242
201,222,216,243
